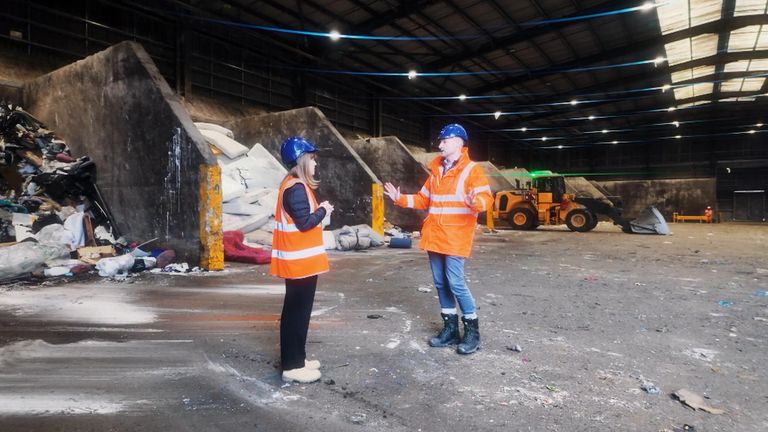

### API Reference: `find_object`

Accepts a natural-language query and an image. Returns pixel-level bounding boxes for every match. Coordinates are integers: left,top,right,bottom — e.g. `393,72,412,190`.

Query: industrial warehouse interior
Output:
0,0,767,431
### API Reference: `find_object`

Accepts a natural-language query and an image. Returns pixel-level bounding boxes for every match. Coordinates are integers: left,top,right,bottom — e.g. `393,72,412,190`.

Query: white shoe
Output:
282,366,321,383
305,359,321,370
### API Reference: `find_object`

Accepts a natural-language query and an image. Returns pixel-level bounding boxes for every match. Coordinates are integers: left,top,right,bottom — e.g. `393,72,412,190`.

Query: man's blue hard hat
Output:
438,123,468,142
280,136,318,167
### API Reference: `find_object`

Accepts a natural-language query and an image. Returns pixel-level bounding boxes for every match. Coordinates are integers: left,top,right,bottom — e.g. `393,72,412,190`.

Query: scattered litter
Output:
717,300,733,307
366,314,383,319
672,389,725,414
417,286,432,293
507,344,523,352
753,290,768,297
634,282,646,286
641,382,660,394
349,413,367,425
753,317,768,322
545,384,560,393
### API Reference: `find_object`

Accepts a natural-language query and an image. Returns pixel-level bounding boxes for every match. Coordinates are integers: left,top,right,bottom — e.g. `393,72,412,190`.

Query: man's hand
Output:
384,182,401,202
464,190,477,208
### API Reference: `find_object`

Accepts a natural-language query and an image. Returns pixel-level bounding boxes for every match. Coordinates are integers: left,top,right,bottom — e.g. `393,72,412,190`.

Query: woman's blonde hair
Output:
288,152,320,189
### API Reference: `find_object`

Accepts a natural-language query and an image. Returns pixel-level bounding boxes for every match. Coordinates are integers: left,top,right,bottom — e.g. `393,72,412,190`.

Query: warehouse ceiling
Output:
164,0,768,151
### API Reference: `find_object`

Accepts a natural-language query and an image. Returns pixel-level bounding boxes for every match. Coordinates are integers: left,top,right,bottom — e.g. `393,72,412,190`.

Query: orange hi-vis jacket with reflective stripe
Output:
270,177,329,279
395,147,493,258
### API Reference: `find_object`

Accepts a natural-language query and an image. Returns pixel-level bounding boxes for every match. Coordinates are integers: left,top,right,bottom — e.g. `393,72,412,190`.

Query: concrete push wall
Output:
22,41,220,265
596,178,716,220
226,107,379,228
350,136,427,230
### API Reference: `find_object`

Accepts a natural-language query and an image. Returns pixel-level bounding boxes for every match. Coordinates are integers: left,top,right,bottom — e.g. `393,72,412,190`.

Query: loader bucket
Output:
629,206,670,235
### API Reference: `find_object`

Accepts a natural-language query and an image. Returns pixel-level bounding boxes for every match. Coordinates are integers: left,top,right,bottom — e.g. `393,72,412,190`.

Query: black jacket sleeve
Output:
283,183,327,232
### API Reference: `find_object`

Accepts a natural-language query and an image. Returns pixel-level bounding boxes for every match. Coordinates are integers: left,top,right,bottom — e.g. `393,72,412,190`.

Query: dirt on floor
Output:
0,222,766,431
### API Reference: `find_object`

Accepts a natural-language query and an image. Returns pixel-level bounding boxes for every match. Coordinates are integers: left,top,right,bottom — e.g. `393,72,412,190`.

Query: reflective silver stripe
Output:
473,185,491,194
431,194,464,202
271,245,327,260
419,186,431,198
455,162,476,195
429,207,475,215
407,195,414,208
274,221,300,232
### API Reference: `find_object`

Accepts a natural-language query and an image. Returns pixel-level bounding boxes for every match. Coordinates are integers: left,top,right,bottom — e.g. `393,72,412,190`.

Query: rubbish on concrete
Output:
332,224,384,251
641,382,660,394
417,286,432,293
194,122,234,139
507,344,523,352
545,384,560,392
77,245,116,264
753,317,768,322
199,129,248,159
717,300,733,307
388,237,412,248
0,241,71,281
43,266,73,277
367,314,383,319
349,413,367,425
753,290,768,297
155,249,176,268
95,253,135,277
629,206,670,235
223,230,270,264
671,389,725,414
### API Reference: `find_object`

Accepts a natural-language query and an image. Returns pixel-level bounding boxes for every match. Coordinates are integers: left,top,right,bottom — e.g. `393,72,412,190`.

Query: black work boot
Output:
456,317,480,354
429,313,460,347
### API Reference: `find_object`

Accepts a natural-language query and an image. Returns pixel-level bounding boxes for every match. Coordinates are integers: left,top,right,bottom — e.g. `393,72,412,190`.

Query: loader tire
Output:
509,208,536,230
566,209,593,232
584,212,598,231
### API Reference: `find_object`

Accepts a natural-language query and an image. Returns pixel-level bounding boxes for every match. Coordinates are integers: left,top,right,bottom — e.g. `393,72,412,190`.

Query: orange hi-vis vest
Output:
395,147,493,258
270,177,329,279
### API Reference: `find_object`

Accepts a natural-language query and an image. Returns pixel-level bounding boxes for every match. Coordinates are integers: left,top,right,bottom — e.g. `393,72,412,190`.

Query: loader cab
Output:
532,175,566,203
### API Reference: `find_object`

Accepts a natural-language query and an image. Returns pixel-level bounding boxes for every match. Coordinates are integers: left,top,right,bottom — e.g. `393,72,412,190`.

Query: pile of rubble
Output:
0,102,185,282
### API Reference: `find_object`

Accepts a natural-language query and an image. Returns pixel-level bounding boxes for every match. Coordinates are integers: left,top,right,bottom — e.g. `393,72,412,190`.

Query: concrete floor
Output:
0,222,766,431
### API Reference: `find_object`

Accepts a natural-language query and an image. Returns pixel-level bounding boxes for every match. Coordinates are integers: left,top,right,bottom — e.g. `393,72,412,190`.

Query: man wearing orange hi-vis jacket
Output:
384,123,493,354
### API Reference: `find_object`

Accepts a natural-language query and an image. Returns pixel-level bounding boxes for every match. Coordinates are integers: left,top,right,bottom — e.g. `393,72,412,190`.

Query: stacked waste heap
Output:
0,102,185,282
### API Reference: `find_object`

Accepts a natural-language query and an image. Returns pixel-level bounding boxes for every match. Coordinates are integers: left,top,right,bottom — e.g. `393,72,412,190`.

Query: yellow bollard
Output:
372,183,385,236
199,164,224,271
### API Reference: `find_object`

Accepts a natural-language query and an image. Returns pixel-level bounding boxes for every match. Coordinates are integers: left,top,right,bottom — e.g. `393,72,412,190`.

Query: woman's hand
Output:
384,182,401,202
319,201,334,215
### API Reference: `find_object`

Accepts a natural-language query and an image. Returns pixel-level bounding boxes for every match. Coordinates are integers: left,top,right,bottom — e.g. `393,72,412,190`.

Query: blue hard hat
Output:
280,136,318,167
438,123,468,142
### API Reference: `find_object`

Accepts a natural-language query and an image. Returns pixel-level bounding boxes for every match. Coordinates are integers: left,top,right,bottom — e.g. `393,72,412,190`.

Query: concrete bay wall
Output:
226,107,379,228
350,136,427,230
22,41,218,264
596,178,716,220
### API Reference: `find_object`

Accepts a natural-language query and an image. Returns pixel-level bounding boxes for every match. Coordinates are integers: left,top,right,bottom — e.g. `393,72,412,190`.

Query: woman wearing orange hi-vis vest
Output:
384,123,493,355
271,136,334,383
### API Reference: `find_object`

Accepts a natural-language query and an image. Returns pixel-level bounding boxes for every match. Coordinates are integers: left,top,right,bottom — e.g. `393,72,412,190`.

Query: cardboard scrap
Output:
77,245,116,264
672,389,725,414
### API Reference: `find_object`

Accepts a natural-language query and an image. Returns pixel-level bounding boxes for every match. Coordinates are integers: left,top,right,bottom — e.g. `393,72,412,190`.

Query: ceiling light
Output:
329,30,341,41
612,140,618,144
570,99,579,106
407,70,417,80
757,122,764,127
588,115,596,120
654,56,667,66
641,2,656,11
521,127,527,132
458,94,467,101
673,121,680,127
557,145,563,149
542,136,548,141
726,167,731,173
748,129,756,134
662,84,671,92
602,129,608,134
667,107,677,112
675,135,682,139
494,111,501,120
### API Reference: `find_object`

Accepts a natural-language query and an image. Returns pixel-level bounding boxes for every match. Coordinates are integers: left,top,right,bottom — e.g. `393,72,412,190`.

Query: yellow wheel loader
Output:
492,172,631,233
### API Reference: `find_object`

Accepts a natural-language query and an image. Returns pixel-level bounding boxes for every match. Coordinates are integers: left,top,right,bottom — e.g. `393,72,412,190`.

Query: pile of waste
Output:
0,102,187,282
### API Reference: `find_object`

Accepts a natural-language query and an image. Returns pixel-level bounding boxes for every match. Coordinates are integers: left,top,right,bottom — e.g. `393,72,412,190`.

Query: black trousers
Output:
280,275,318,370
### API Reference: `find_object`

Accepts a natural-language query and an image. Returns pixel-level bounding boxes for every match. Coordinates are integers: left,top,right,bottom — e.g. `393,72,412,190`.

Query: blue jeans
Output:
427,252,476,315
